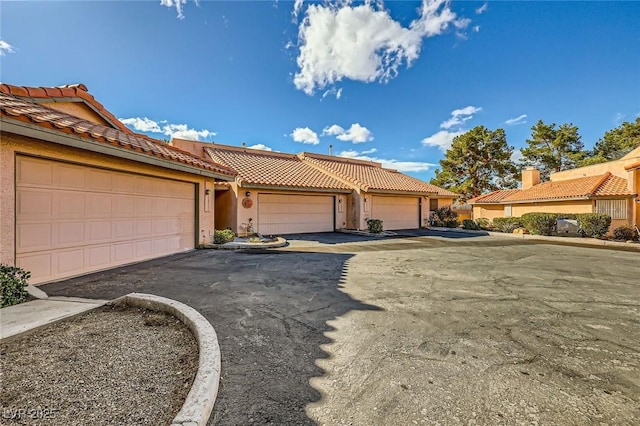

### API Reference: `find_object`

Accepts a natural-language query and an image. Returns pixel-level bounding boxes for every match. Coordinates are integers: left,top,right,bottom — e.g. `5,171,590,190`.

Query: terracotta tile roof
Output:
474,173,634,204
0,83,133,134
467,189,520,204
205,145,352,191
0,92,235,177
299,153,458,197
625,160,640,170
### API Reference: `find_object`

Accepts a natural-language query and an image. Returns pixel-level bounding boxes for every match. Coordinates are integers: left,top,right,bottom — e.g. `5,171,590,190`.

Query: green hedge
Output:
213,229,235,244
1,264,30,308
521,213,558,236
495,213,612,238
462,219,482,230
577,213,611,238
492,217,523,233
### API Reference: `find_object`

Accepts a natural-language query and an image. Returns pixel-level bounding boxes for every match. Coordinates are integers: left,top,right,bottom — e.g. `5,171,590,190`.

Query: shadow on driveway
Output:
282,228,489,245
41,249,382,425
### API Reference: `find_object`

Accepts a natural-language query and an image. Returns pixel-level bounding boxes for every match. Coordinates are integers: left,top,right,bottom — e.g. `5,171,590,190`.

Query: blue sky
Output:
1,1,639,182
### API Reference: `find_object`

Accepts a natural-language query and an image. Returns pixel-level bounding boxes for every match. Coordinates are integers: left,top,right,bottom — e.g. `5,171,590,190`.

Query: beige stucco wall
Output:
472,205,505,223
551,147,640,182
0,132,216,266
42,102,112,127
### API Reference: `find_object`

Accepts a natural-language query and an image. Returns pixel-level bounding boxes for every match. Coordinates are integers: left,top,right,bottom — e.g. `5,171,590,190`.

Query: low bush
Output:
612,225,639,241
433,206,459,228
492,217,523,233
462,219,481,230
521,213,559,236
366,218,384,233
475,218,491,229
1,264,30,308
577,213,611,238
213,229,235,244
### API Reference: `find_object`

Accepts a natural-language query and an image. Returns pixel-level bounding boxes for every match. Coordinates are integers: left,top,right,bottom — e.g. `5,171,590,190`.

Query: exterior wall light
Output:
245,191,251,197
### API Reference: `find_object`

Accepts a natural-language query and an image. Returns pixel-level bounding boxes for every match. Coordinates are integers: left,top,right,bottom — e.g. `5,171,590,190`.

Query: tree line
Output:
430,117,640,200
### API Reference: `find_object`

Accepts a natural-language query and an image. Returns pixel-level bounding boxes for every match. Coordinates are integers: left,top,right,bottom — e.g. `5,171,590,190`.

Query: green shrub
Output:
492,217,523,233
577,213,611,238
1,264,30,308
366,218,384,233
213,229,235,244
433,206,459,228
521,213,560,236
612,225,639,241
462,219,481,230
475,218,491,229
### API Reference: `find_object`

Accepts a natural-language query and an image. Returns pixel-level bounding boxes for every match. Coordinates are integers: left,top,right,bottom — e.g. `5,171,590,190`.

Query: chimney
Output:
522,167,541,190
329,144,333,156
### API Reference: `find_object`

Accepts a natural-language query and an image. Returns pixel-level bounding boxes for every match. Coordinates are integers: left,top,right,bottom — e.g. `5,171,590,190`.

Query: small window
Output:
595,199,627,219
504,205,512,218
429,198,438,211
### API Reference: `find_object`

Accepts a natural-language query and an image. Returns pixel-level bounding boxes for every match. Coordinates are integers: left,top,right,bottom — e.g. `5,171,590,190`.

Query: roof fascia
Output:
1,117,234,180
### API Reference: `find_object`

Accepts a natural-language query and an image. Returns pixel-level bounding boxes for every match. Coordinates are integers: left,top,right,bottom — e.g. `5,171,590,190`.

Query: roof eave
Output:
365,188,438,197
1,117,235,180
237,182,353,194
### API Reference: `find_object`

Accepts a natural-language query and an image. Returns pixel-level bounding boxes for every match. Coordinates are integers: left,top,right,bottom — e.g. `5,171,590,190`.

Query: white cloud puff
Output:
0,40,16,56
293,0,469,95
421,129,464,151
322,123,373,143
120,116,215,141
247,143,273,151
339,149,436,172
160,0,200,20
290,127,320,144
505,114,527,125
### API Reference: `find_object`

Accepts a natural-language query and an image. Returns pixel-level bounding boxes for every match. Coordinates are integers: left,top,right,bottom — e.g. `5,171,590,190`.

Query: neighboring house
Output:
299,153,458,230
469,147,640,231
173,140,353,234
172,141,458,233
0,84,235,285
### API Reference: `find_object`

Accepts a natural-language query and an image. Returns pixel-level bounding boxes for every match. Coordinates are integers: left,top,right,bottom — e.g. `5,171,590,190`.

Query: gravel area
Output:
0,304,198,425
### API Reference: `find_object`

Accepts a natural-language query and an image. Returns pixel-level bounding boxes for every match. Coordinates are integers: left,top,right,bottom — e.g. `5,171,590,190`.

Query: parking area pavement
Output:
40,231,640,425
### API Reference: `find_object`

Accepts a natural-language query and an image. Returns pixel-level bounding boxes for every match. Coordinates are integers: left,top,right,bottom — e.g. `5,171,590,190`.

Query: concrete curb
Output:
112,293,221,426
205,236,287,250
428,226,640,251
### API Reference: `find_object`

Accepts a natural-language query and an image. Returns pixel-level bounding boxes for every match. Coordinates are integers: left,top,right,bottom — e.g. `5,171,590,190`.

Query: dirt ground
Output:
39,230,640,425
0,305,197,425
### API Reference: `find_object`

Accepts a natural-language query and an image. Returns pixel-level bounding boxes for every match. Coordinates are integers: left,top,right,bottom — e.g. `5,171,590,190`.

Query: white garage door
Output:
371,196,419,230
16,156,195,284
258,194,334,235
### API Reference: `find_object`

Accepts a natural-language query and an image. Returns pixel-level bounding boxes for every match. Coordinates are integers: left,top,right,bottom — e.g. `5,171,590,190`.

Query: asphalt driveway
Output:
41,231,640,425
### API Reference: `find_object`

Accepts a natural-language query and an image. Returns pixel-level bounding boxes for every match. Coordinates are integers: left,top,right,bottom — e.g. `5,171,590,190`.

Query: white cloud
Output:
160,0,199,20
247,143,273,151
421,129,464,151
293,0,469,95
292,0,305,21
361,148,377,155
120,117,162,133
511,149,524,164
322,123,373,143
476,3,488,15
322,124,345,136
472,25,480,32
338,150,436,173
505,114,527,125
322,87,343,100
120,116,215,141
439,105,481,129
0,40,16,56
290,127,320,144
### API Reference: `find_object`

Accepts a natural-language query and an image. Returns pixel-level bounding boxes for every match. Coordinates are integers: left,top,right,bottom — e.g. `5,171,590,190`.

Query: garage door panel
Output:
17,190,52,217
16,156,196,284
372,196,419,230
258,194,334,235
